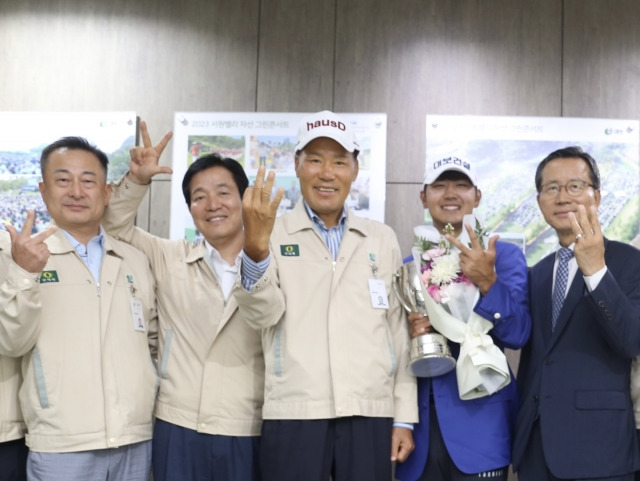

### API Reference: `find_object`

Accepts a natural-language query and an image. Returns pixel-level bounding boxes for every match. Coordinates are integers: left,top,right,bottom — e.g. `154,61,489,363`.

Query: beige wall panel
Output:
563,0,640,118
335,0,562,186
148,178,172,238
256,0,336,111
135,186,152,232
0,0,259,234
386,183,426,255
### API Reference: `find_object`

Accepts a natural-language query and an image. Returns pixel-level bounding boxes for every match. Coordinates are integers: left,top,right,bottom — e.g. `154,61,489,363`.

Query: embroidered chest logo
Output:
39,271,59,283
280,245,300,257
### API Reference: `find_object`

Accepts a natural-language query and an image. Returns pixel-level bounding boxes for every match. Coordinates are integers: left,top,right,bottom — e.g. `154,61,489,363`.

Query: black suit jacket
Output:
513,239,640,479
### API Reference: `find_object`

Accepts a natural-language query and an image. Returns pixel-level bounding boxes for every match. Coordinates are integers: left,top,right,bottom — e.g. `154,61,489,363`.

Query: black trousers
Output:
0,438,28,481
260,417,393,481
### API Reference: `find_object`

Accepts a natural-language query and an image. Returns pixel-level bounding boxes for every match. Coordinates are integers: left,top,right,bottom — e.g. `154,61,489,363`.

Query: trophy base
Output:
407,334,456,378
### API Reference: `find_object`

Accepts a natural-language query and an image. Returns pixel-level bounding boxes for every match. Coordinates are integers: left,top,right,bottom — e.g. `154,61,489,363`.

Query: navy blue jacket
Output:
512,239,640,479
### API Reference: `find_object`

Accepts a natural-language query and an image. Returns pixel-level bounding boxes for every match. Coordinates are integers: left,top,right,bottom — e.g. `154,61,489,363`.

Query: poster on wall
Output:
426,115,640,265
0,111,137,233
170,112,387,241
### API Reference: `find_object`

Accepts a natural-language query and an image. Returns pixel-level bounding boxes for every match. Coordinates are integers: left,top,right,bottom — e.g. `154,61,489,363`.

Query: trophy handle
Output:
392,268,417,313
392,263,428,315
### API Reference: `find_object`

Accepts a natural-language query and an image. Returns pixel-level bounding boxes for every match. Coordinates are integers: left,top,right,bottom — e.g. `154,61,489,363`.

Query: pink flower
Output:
422,247,446,262
421,270,433,285
427,284,441,303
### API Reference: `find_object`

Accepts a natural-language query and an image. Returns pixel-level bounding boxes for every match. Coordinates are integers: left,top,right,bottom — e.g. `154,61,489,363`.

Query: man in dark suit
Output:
512,146,640,481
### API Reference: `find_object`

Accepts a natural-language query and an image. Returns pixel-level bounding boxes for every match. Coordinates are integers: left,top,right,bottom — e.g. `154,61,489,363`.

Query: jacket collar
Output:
47,224,125,259
184,238,208,264
285,200,369,237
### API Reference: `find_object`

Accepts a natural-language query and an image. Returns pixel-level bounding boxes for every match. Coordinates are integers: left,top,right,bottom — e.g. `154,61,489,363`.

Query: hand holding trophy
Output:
393,258,456,378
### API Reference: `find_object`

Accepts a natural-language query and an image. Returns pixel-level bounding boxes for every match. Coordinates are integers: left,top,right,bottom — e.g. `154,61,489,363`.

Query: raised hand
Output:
242,166,284,262
5,210,57,273
570,204,605,276
127,120,173,185
446,223,498,296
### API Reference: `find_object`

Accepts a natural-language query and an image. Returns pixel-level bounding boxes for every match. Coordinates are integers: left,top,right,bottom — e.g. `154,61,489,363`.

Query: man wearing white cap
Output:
395,157,531,481
233,110,418,481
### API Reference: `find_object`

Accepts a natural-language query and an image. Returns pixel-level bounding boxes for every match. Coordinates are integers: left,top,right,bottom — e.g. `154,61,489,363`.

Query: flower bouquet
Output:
412,214,510,400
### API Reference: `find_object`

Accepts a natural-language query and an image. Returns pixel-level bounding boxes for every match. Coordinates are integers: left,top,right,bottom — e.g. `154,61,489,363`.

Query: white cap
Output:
295,110,359,154
423,156,478,186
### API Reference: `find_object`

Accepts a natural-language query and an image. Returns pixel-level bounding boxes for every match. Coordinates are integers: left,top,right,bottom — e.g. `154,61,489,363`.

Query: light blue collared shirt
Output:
62,227,105,282
240,201,347,291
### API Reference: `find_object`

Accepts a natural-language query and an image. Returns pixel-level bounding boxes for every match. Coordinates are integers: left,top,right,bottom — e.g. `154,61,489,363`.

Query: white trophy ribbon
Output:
413,219,510,400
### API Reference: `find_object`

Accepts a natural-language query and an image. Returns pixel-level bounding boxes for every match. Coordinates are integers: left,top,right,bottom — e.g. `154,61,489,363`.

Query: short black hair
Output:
182,153,249,205
40,137,109,179
535,146,601,192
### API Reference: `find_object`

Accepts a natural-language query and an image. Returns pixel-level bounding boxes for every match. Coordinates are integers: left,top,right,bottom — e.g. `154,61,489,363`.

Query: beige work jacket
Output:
234,202,418,423
0,230,33,443
103,176,263,436
1,229,158,452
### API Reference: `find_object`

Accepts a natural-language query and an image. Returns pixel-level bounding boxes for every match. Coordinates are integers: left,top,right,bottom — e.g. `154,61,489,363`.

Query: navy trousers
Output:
260,416,393,481
0,438,28,481
152,419,260,481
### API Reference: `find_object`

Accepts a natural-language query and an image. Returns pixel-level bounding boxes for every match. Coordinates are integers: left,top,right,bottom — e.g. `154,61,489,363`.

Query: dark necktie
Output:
551,247,574,330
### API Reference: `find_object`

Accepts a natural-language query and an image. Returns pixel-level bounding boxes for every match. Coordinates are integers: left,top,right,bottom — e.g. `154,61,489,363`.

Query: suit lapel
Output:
547,272,584,349
532,255,554,345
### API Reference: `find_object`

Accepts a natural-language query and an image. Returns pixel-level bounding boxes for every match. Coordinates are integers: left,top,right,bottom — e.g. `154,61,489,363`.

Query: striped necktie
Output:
551,247,574,330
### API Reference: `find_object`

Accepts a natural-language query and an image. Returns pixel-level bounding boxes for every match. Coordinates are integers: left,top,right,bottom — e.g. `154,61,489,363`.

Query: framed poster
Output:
0,111,137,232
426,115,640,265
169,112,387,241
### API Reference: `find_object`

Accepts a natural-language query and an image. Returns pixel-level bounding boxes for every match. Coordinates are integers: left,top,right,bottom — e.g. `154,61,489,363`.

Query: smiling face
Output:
188,166,244,250
295,137,359,228
39,148,111,242
421,171,481,237
537,156,601,246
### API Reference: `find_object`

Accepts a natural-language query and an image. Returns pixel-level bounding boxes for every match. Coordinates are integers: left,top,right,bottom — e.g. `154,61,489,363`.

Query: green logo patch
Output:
39,270,59,283
280,245,300,257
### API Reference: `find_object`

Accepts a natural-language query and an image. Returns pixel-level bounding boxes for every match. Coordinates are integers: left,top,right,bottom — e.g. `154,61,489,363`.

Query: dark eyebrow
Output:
52,168,98,177
192,182,232,195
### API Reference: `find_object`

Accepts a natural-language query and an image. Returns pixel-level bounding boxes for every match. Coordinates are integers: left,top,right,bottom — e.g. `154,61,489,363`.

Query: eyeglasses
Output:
539,180,595,199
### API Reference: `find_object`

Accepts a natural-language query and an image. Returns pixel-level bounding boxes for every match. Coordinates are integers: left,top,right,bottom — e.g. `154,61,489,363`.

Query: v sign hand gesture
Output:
446,223,499,296
5,210,57,273
127,121,173,185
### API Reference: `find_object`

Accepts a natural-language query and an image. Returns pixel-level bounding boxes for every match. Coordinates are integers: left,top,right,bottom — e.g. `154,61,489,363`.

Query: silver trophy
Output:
393,262,455,377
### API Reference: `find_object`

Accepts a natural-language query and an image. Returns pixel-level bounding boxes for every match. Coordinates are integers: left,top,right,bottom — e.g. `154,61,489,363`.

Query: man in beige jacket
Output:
234,110,418,481
0,137,158,481
0,218,49,481
102,122,264,481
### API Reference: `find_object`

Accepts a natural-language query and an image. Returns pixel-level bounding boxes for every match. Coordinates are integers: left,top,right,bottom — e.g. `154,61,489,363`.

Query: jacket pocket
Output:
273,323,283,377
32,348,50,409
384,329,397,377
159,329,173,380
575,390,626,410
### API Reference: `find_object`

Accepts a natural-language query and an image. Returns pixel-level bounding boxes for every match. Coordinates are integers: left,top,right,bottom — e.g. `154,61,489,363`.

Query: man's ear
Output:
474,188,482,208
420,188,428,208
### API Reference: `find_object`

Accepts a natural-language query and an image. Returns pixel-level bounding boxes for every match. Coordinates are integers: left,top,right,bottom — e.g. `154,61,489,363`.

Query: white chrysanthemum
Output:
430,253,460,285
